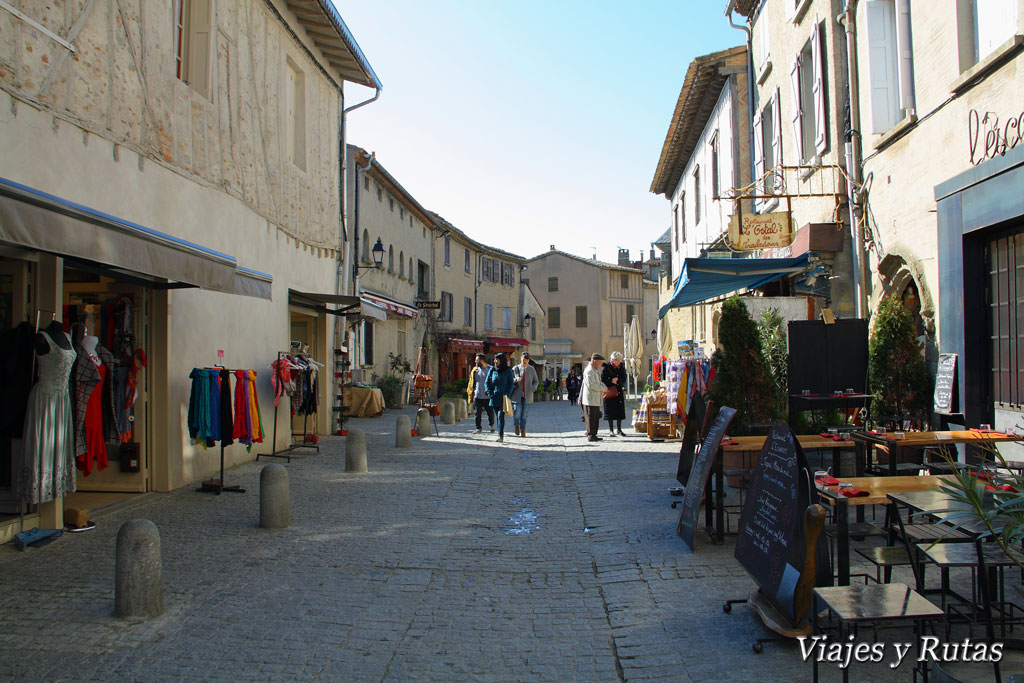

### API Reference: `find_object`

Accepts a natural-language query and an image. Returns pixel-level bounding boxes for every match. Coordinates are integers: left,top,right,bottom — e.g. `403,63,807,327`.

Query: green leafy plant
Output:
371,353,413,407
869,295,932,426
709,296,777,435
758,308,788,414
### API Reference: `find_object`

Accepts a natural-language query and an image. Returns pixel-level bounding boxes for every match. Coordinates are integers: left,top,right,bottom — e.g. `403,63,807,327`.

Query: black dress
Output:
601,362,627,421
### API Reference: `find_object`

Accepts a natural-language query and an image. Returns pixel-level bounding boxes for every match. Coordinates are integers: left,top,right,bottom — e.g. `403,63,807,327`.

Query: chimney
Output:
617,248,630,266
649,248,655,260
550,244,555,251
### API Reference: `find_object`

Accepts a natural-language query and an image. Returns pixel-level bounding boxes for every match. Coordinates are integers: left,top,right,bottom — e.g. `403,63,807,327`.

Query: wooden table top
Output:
817,474,956,507
852,430,1021,446
721,434,855,452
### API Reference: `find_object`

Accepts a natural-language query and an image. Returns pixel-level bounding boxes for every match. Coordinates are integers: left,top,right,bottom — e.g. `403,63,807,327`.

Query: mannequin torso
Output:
79,335,102,367
34,320,72,355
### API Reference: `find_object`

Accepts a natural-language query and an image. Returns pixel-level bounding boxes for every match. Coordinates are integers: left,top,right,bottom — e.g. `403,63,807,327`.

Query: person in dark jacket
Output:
485,352,514,442
566,368,581,405
601,351,628,436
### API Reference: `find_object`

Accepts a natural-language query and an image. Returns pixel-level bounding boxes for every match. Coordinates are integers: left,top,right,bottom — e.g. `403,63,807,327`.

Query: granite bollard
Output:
396,415,412,448
260,464,291,528
115,519,164,619
346,428,368,472
441,401,456,425
416,408,431,437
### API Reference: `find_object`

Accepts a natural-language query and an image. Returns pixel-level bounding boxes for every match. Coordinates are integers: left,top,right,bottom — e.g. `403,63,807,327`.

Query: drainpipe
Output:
352,152,375,374
726,1,756,217
838,0,868,318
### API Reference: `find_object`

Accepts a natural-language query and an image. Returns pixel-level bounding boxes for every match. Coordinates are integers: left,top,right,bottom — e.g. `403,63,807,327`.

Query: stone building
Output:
850,0,1024,441
528,247,657,379
346,146,433,389
0,0,378,537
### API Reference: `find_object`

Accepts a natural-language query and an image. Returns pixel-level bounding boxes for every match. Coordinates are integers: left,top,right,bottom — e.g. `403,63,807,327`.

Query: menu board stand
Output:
676,406,736,550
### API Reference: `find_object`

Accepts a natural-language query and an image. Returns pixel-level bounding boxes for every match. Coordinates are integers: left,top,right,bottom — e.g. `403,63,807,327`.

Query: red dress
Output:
77,362,108,476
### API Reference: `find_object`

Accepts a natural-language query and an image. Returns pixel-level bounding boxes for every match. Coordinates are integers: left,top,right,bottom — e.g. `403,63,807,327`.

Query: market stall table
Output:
817,475,956,585
343,386,386,417
850,430,1021,477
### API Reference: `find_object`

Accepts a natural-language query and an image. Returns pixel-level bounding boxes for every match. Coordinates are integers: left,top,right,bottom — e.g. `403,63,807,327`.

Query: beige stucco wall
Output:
0,0,351,491
854,1,1024,361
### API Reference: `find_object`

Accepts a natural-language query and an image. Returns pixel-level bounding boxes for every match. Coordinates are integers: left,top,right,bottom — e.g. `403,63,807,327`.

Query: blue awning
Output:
658,255,811,318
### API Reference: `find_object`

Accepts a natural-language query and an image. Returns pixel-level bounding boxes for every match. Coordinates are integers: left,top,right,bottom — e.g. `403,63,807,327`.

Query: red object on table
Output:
841,487,869,497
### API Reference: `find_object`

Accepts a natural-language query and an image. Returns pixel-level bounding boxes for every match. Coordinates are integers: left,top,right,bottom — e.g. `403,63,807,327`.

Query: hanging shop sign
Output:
415,300,441,309
728,211,794,250
969,108,1024,165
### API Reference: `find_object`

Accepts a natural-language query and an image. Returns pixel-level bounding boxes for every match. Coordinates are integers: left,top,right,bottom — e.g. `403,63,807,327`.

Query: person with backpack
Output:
485,352,514,442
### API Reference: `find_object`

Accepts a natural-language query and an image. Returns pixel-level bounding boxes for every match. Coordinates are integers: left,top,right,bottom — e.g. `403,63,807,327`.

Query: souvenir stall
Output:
265,347,321,461
635,356,713,441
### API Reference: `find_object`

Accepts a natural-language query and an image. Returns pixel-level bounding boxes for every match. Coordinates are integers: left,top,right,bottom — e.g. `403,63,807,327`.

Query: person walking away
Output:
602,351,628,436
554,368,563,401
467,353,494,433
581,354,606,442
510,352,539,437
485,352,514,442
566,368,581,406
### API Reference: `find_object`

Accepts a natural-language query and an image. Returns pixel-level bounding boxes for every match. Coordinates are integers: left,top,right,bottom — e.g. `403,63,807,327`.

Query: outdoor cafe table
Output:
849,430,1021,477
817,475,956,585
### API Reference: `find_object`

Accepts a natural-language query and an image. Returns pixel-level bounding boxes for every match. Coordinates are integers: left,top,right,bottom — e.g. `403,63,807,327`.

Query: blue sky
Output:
336,1,742,264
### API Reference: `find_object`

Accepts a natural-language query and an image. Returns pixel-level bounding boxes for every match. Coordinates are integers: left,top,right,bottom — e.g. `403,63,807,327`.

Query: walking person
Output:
554,368,564,401
467,353,494,433
566,368,581,406
602,351,628,436
485,352,514,442
581,353,606,442
510,352,539,437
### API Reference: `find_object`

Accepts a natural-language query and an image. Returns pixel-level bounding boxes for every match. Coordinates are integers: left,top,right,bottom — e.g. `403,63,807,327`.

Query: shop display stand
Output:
261,351,320,463
197,366,245,495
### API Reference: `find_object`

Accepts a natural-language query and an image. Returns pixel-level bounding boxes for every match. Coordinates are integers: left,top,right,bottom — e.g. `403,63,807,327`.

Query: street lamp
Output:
517,313,533,331
356,238,386,272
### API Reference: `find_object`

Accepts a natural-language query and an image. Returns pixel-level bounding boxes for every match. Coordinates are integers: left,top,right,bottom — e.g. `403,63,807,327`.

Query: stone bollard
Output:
456,399,468,420
441,401,456,425
115,519,164,619
260,464,291,529
346,429,368,472
416,408,431,437
395,415,412,448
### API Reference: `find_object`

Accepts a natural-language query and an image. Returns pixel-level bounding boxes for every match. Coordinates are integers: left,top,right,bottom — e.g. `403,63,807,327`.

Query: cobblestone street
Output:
1,400,917,681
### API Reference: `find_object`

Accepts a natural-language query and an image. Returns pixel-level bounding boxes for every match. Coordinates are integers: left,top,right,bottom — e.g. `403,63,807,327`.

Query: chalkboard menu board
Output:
677,406,736,551
933,353,959,415
676,394,707,486
734,422,827,625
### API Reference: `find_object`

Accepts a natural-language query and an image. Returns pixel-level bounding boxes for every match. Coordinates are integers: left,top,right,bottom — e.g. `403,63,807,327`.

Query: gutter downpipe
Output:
838,0,868,318
726,0,756,226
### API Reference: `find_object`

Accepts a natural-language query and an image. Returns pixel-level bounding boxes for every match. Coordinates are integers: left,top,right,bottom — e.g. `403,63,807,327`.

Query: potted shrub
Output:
709,296,778,436
869,295,932,429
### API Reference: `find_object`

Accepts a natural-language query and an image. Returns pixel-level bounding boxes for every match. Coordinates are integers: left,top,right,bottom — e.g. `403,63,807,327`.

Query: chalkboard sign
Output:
677,406,736,551
933,353,959,415
734,422,828,625
676,394,707,486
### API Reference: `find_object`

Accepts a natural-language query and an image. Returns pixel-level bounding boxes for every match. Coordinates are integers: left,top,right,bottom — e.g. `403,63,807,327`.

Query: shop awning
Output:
360,290,418,318
447,337,485,350
658,254,811,317
289,289,361,316
357,298,388,321
0,176,272,299
487,336,530,348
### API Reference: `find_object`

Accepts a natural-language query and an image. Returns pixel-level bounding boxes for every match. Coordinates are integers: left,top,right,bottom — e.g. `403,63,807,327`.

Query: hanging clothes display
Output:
19,329,77,504
70,336,117,477
296,359,318,416
233,369,264,450
188,367,262,450
662,359,714,423
270,354,319,414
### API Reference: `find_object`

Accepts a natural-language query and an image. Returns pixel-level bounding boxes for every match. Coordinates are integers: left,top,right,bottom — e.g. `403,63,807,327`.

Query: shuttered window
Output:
866,0,900,134
810,20,828,155
549,307,560,329
989,230,1024,407
576,306,588,328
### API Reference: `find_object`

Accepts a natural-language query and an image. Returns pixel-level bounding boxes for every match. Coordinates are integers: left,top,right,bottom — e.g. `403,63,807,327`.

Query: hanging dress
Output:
78,361,109,476
20,331,77,504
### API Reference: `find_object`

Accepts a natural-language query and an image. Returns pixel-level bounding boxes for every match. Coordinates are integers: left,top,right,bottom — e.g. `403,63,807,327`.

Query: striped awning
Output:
360,290,418,318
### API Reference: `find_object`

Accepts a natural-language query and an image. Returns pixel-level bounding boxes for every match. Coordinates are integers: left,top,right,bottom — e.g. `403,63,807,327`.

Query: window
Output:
620,273,629,290
693,165,701,224
757,11,771,73
974,0,1018,65
417,261,429,299
677,193,686,246
530,317,536,341
363,176,369,191
548,276,559,292
174,0,212,98
440,291,453,322
377,187,383,202
788,22,828,162
464,297,472,327
285,57,306,170
988,231,1024,406
753,90,782,206
399,252,405,278
710,133,720,199
549,307,561,328
361,230,370,263
387,246,394,273
465,248,471,273
408,258,413,283
388,196,394,211
502,307,512,332
444,235,451,267
626,303,636,322
400,207,404,220
483,258,492,282
576,306,588,328
361,320,374,366
484,304,494,331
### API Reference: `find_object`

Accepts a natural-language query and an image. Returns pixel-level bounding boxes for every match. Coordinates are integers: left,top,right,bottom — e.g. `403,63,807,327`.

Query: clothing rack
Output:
195,366,246,495
262,350,319,463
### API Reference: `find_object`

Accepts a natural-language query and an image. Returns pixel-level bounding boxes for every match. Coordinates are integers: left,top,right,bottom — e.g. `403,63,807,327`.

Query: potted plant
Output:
709,296,777,436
